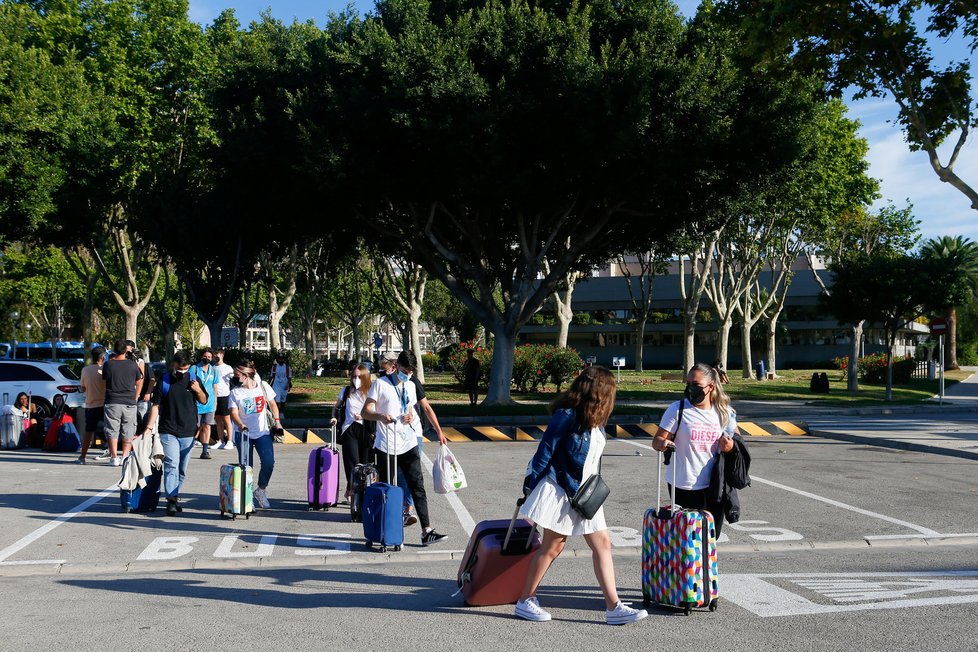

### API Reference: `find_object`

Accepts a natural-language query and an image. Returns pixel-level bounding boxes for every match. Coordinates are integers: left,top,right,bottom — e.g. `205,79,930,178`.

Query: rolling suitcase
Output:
1,411,25,449
456,498,541,606
642,450,719,615
120,467,162,513
363,447,404,552
350,462,378,523
307,425,340,510
219,429,254,519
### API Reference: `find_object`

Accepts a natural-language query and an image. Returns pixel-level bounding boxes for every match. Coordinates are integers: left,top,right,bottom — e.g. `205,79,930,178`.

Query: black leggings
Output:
339,423,372,488
669,486,726,537
375,446,430,530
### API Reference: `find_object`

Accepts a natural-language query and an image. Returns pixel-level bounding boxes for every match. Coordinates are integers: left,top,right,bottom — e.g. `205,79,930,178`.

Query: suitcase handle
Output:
501,498,534,552
656,449,678,517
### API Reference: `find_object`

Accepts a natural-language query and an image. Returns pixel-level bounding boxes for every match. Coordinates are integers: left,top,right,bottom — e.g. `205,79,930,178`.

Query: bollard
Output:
756,359,766,381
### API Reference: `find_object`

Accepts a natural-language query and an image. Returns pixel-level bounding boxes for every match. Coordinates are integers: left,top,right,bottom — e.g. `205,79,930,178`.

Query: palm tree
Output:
920,236,978,369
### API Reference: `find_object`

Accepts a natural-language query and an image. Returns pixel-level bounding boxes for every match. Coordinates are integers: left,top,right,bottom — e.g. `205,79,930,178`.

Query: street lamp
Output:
9,310,18,360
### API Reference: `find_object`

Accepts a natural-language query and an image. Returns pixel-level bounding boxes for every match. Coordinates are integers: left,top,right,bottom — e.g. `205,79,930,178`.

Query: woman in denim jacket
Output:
514,366,648,626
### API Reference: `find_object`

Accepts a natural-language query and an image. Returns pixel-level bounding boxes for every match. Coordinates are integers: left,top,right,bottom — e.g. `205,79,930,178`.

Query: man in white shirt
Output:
363,350,448,546
212,349,235,449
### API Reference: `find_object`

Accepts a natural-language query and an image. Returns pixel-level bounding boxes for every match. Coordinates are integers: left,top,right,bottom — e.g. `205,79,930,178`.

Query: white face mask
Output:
353,377,362,390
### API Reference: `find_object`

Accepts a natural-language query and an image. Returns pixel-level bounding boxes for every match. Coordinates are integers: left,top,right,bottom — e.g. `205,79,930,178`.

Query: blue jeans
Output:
233,431,275,489
159,434,195,498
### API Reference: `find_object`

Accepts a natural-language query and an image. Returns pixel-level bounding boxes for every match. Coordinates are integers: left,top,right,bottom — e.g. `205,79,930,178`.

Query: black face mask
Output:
171,370,184,381
201,358,211,366
685,382,707,405
230,376,242,388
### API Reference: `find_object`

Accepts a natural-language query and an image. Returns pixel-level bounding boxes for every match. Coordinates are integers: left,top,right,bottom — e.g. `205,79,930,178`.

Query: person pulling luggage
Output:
651,362,735,535
363,350,448,547
515,366,648,625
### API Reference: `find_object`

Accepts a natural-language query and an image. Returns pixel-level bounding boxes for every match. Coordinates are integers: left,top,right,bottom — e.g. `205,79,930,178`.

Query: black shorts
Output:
216,396,231,417
84,406,105,434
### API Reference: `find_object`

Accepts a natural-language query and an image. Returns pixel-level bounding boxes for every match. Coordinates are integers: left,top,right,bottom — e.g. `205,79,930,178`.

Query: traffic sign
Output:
930,318,948,335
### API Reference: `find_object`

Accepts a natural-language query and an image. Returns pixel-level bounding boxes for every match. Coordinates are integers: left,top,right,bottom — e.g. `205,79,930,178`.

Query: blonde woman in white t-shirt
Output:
651,362,735,535
330,363,373,502
228,359,281,509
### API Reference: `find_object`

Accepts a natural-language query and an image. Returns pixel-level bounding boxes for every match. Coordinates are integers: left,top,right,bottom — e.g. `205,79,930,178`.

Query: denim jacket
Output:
523,408,592,499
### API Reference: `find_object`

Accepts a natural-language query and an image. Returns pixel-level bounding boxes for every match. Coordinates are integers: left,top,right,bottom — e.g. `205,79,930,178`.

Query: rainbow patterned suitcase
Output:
641,506,718,614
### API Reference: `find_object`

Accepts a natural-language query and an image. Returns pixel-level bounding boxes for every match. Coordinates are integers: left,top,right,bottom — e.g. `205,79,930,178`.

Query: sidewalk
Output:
808,368,978,461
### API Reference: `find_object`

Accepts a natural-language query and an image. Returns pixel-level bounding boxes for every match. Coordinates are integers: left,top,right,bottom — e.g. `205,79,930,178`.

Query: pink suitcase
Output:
456,499,541,606
307,425,340,510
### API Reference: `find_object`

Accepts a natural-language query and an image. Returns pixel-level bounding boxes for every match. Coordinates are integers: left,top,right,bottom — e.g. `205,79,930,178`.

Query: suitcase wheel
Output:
365,540,373,549
642,597,651,609
683,603,692,616
709,599,718,612
393,545,401,552
380,545,388,553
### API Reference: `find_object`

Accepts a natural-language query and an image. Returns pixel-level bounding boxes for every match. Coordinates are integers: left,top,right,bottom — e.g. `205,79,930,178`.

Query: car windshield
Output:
58,364,80,380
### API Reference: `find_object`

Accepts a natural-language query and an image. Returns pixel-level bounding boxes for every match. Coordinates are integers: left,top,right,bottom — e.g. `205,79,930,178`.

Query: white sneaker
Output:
253,487,270,509
110,457,122,467
606,601,648,625
95,449,110,460
515,597,552,622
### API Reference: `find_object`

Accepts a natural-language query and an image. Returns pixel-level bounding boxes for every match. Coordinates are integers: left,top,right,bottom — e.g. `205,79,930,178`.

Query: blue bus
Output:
0,341,96,361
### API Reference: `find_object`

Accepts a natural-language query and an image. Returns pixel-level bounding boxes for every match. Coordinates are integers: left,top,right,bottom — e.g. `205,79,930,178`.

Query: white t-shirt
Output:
214,363,234,398
659,400,733,490
338,386,367,434
229,385,271,439
366,375,420,455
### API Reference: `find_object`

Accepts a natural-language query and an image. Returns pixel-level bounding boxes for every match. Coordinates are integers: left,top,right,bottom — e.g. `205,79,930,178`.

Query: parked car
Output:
0,360,85,416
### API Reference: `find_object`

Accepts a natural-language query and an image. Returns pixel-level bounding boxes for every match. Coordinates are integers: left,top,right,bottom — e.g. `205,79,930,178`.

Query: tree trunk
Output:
683,314,696,372
632,316,647,373
740,320,754,380
765,317,778,378
885,329,895,401
715,317,733,371
268,288,281,352
409,305,424,383
848,321,864,394
352,326,362,364
947,307,959,370
208,322,223,350
484,327,516,406
82,274,96,361
553,283,575,349
124,308,138,343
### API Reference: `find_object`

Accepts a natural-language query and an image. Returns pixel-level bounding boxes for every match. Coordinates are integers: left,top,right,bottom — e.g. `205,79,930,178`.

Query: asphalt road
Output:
1,421,976,651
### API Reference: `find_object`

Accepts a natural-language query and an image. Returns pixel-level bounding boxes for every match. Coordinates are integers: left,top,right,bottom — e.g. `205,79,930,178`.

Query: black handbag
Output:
570,460,610,520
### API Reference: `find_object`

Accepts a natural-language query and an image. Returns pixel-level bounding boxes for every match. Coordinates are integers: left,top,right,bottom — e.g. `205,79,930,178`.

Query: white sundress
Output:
520,427,607,536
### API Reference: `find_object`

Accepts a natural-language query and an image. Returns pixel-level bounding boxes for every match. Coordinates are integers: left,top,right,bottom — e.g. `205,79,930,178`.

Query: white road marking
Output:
749,476,941,536
295,533,352,556
0,482,118,565
214,535,278,558
865,533,978,541
421,450,476,536
725,571,978,617
612,439,942,538
727,520,804,542
138,537,200,561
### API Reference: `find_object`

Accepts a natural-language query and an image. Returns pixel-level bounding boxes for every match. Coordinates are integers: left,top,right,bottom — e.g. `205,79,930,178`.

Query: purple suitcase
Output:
307,425,340,510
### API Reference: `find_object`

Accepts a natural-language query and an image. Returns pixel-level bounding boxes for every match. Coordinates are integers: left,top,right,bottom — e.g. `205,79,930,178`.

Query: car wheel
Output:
31,397,52,419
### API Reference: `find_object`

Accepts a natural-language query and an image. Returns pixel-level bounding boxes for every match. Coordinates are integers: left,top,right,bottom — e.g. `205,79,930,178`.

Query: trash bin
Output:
756,360,766,381
927,360,936,380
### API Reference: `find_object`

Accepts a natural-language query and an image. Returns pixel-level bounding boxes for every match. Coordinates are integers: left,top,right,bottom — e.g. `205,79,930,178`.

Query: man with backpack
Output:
141,350,208,516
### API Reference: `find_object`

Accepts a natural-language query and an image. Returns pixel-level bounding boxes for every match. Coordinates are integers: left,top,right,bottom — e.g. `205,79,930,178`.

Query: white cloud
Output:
850,96,978,244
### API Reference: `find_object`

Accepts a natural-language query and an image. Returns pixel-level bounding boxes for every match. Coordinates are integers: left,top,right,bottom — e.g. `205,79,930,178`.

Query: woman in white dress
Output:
515,366,648,625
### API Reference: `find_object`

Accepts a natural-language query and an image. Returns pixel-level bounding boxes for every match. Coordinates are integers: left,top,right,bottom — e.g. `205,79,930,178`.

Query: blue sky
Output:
191,0,978,245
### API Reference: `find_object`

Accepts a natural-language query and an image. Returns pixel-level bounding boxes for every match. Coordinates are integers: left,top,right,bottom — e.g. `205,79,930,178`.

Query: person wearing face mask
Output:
269,351,293,422
229,359,281,509
363,350,449,547
651,362,736,535
193,348,221,460
330,363,374,502
142,351,209,516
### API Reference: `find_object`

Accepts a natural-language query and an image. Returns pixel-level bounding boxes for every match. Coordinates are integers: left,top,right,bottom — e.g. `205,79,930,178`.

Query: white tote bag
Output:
433,444,468,494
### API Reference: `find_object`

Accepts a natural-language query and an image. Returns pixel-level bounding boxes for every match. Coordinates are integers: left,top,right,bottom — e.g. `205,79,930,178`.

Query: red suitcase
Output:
456,499,541,607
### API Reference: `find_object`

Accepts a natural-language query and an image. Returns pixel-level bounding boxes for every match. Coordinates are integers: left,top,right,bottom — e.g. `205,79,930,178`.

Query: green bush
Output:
216,347,308,380
421,352,439,371
857,352,914,384
544,346,584,391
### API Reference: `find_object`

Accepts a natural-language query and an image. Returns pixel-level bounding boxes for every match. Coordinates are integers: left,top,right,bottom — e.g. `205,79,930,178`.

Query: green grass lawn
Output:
286,368,968,419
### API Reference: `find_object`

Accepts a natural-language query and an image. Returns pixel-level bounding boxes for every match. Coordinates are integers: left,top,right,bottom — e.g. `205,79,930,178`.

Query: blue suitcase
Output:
121,467,162,513
363,449,404,552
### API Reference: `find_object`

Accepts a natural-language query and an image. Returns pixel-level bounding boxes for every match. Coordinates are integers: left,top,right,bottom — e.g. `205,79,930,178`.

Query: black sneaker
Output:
403,512,418,527
200,450,211,460
166,500,178,517
421,529,448,546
